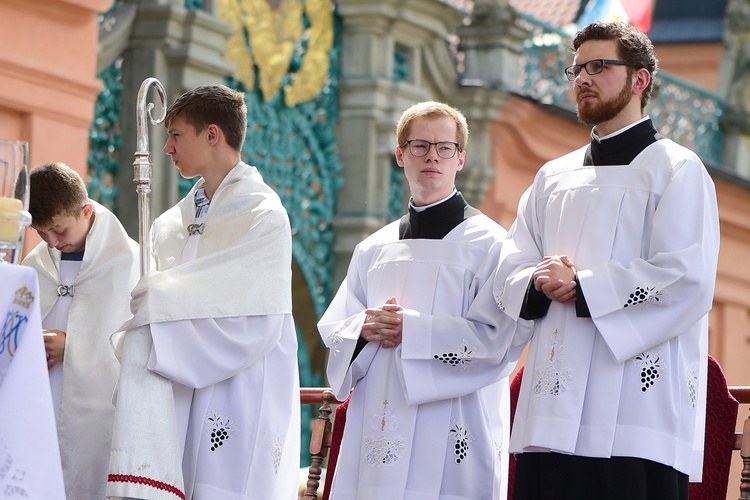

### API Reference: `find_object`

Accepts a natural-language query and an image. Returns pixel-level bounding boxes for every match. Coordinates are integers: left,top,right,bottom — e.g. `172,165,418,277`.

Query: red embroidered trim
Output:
108,474,185,500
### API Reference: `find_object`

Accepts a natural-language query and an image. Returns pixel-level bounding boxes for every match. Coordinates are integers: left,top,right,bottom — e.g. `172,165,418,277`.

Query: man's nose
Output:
575,70,593,86
425,143,440,159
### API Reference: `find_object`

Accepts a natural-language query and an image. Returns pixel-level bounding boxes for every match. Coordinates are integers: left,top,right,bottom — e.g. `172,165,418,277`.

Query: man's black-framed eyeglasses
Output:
403,140,460,159
564,59,627,81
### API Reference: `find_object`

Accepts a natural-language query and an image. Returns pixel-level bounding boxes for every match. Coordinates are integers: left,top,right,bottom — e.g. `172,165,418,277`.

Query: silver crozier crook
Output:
133,77,167,276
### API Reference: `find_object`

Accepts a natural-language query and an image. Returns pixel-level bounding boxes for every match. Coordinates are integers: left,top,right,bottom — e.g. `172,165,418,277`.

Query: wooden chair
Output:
691,356,740,500
729,386,750,500
507,366,524,500
299,388,340,500
321,395,350,500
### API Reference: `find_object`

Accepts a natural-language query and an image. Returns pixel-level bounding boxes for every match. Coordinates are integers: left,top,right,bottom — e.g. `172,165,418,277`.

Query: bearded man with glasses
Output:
318,101,530,499
494,21,720,500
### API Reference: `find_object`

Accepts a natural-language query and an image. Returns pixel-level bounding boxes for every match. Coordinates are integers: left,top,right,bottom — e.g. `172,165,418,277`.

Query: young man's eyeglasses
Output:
404,140,460,159
564,59,627,81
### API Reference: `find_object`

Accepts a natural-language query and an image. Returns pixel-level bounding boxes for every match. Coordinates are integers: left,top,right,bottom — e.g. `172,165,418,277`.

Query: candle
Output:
0,197,23,243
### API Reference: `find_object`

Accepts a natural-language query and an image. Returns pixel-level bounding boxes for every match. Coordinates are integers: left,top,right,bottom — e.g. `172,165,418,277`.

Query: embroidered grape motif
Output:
206,411,235,452
624,284,664,308
210,427,230,451
633,352,662,393
686,367,699,408
626,286,650,307
435,352,461,366
454,439,469,463
640,366,660,392
688,380,696,405
434,341,476,370
448,420,474,464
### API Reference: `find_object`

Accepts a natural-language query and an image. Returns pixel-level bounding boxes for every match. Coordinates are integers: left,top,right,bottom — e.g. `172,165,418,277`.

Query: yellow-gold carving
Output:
218,0,256,90
217,0,333,105
284,0,333,107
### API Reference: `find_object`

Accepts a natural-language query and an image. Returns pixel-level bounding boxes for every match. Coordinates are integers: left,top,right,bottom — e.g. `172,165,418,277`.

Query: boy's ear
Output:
82,202,94,219
206,124,220,145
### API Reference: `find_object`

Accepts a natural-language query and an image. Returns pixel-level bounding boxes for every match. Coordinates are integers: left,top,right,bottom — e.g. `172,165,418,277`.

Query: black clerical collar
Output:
398,191,481,240
61,249,85,261
584,118,664,166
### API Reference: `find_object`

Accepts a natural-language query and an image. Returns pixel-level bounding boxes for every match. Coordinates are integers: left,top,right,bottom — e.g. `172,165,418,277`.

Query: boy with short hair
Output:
107,84,300,500
22,161,140,500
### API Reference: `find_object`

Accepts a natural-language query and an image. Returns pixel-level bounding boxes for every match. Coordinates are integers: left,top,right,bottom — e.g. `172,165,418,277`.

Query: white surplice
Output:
319,214,529,500
107,162,299,500
495,138,720,479
23,200,139,500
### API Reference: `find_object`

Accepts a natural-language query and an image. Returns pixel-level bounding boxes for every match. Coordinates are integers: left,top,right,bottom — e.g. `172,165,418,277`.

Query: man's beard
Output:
576,77,633,126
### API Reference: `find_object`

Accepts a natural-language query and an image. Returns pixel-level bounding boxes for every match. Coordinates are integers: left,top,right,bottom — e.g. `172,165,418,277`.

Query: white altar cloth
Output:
0,264,65,499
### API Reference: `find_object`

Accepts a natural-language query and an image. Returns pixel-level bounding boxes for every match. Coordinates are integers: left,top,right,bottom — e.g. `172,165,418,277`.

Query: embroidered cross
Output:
381,400,389,431
57,285,74,297
494,289,505,311
550,329,558,361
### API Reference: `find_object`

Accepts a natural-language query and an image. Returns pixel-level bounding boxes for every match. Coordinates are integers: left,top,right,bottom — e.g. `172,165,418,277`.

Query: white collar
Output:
410,189,458,213
592,116,651,142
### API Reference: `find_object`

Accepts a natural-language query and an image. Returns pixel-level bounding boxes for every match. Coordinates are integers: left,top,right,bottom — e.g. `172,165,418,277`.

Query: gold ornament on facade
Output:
284,0,333,107
218,0,256,91
246,0,304,102
218,0,333,106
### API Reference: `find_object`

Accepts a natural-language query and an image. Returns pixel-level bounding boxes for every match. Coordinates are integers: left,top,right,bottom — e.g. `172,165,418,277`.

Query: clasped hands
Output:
361,296,403,348
357,256,575,348
533,255,577,304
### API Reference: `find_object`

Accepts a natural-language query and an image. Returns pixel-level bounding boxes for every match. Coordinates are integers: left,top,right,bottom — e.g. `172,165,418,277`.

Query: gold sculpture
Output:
218,0,333,106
